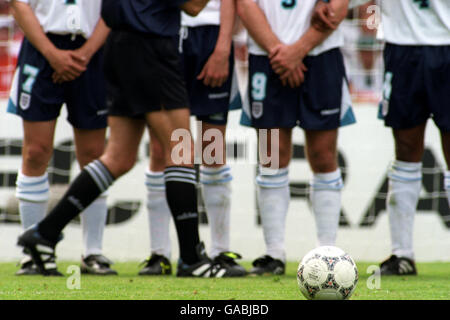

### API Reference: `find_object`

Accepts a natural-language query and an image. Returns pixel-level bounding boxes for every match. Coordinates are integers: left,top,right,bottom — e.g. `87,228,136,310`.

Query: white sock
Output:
387,160,422,260
256,166,290,262
310,169,343,247
146,170,171,259
444,171,450,208
81,195,108,257
16,172,49,230
200,165,233,259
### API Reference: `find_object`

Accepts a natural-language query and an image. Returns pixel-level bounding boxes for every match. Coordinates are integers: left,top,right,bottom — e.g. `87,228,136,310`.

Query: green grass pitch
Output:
0,262,449,300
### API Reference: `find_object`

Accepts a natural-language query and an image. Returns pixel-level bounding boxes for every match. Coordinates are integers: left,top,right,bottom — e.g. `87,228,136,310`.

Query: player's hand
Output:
269,43,308,87
47,48,87,83
197,49,230,88
71,46,94,68
311,0,339,32
281,65,307,88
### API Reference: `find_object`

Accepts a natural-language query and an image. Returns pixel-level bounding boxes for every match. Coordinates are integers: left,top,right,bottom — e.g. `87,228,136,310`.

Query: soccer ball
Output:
297,246,358,300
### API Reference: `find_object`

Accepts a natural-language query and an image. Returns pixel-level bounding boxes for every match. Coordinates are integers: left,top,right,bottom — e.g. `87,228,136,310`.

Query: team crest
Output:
252,101,263,119
19,93,31,110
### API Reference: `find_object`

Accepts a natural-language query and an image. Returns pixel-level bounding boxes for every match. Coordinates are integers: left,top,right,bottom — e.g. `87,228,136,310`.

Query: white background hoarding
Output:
1,101,449,263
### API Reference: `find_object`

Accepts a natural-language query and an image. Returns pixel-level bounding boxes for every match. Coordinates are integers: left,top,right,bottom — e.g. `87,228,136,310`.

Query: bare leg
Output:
305,129,342,246
386,123,426,261
73,127,109,259
17,120,56,230
253,128,292,265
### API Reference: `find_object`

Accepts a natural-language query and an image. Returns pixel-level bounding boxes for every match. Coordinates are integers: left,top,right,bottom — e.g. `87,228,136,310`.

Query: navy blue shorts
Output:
180,25,236,125
241,48,355,130
7,34,107,129
379,44,450,131
104,31,189,118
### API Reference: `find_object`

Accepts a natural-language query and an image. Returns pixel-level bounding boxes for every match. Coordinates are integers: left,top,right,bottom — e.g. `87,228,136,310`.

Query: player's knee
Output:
116,159,136,176
101,154,136,178
260,140,292,169
279,147,292,168
395,140,424,162
150,143,166,169
77,147,104,168
22,143,53,169
308,151,337,173
167,140,195,167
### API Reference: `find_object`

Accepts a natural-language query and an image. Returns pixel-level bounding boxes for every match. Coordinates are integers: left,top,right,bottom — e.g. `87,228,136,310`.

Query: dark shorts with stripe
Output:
7,34,107,129
241,48,354,130
179,25,235,125
379,43,450,132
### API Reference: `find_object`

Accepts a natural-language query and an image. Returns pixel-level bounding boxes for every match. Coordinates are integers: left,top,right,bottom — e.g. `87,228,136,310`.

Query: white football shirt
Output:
247,0,346,56
181,0,221,27
15,0,102,39
378,0,450,45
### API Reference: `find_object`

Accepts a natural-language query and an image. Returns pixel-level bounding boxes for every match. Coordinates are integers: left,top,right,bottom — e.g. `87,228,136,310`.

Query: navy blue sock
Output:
164,166,200,265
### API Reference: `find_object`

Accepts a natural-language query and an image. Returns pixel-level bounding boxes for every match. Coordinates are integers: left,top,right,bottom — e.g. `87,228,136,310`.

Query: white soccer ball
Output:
297,246,358,300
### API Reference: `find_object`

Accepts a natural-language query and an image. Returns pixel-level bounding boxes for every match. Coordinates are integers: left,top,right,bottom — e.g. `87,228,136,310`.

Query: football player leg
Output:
380,125,424,275
305,128,343,247
18,116,145,275
15,120,55,275
145,108,222,277
139,129,172,276
199,121,246,277
249,128,291,276
73,127,118,276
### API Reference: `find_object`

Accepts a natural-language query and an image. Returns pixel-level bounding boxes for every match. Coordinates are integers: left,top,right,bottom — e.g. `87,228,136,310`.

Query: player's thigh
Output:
100,116,146,177
392,123,426,163
72,128,107,168
21,120,57,175
304,129,338,173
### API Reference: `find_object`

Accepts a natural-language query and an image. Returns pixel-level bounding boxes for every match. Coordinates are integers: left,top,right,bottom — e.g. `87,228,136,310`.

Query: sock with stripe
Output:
81,193,108,257
146,170,172,259
37,160,115,243
200,165,233,259
256,166,290,262
387,160,422,260
164,166,200,265
310,169,343,247
16,171,49,230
